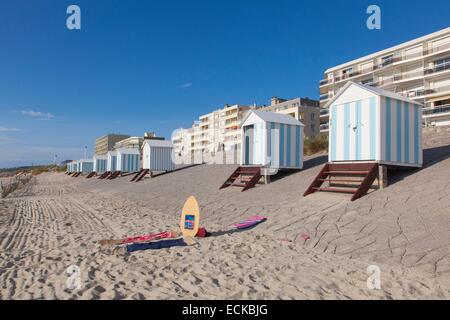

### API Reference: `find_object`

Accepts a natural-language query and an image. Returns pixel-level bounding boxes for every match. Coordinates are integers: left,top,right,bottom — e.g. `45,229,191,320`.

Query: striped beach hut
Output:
142,140,175,172
326,82,423,167
240,110,305,170
107,151,118,172
93,155,107,174
116,148,141,173
78,159,94,174
67,161,77,173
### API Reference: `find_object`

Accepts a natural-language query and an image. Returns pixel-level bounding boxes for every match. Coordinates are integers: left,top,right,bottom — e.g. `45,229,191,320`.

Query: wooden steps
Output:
85,172,96,179
98,171,111,179
304,163,379,201
220,166,262,192
131,169,149,182
72,172,81,177
108,171,121,180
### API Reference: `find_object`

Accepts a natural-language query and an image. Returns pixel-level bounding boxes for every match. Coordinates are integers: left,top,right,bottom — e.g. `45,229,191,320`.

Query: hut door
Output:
244,126,254,165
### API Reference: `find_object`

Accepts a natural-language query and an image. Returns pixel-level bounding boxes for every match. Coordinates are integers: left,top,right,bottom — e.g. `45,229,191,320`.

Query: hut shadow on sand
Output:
388,144,450,185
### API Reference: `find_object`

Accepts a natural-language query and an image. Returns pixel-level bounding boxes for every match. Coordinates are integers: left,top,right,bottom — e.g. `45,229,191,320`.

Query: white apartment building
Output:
173,104,252,158
319,27,450,131
172,127,192,156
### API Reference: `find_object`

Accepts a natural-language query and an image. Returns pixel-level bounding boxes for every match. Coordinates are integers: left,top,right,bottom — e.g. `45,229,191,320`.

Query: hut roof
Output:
242,110,305,127
324,81,423,109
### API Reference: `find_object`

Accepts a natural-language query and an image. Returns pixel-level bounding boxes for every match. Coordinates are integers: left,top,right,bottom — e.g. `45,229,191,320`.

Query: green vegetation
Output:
304,133,329,156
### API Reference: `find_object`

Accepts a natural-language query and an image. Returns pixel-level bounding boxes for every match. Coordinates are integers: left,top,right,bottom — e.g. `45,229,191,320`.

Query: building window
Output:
311,113,315,120
311,124,315,133
381,54,394,67
361,78,374,86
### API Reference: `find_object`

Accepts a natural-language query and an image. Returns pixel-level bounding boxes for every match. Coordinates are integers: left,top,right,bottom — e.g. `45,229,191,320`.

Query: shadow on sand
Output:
389,144,450,185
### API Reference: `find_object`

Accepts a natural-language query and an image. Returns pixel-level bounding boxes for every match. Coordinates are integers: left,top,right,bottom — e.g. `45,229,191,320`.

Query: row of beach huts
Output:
67,82,424,201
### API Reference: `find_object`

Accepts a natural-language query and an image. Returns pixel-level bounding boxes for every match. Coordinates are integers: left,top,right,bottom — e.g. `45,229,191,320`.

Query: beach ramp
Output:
220,166,262,191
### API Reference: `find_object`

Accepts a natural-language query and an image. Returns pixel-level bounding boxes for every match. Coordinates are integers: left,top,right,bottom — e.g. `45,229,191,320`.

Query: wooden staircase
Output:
303,163,379,201
220,166,262,192
98,171,111,179
85,172,96,179
72,172,82,177
108,171,121,180
131,169,149,182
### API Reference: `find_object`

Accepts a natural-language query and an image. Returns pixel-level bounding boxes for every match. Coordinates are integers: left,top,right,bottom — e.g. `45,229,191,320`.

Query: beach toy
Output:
233,215,267,230
179,196,200,242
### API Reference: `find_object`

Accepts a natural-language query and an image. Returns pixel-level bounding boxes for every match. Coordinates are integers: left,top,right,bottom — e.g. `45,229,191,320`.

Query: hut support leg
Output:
378,165,388,189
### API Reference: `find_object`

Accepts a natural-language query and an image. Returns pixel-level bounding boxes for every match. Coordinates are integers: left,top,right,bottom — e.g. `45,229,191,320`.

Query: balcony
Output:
423,104,450,117
398,85,450,99
320,123,329,131
320,109,329,117
424,63,450,75
320,94,330,101
392,50,424,64
393,69,424,82
319,79,330,86
424,42,450,56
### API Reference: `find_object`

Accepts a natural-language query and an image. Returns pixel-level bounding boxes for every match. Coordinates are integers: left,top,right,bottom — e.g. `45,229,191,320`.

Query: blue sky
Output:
1,0,449,168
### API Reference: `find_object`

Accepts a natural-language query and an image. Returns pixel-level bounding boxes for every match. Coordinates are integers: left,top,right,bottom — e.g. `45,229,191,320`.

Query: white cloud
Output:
21,110,55,119
0,136,16,144
180,82,193,89
0,126,21,132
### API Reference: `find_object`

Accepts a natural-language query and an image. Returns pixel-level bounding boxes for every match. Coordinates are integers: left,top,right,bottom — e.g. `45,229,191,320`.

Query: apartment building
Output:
259,97,320,138
175,104,252,157
319,27,450,131
113,136,144,150
94,134,130,155
172,128,192,156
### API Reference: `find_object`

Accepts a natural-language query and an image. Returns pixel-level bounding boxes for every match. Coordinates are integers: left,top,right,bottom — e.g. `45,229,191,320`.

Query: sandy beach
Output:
1,126,450,299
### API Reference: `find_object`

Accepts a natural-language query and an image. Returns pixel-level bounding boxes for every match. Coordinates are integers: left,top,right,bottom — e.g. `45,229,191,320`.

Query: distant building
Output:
174,104,252,158
259,97,320,138
94,134,130,155
172,128,192,156
113,136,144,150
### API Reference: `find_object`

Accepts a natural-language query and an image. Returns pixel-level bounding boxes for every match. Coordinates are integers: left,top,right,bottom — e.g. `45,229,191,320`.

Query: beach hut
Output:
304,81,423,201
221,110,305,191
93,155,107,174
143,140,175,172
116,148,141,173
240,110,305,169
107,151,118,173
131,140,176,182
78,159,94,175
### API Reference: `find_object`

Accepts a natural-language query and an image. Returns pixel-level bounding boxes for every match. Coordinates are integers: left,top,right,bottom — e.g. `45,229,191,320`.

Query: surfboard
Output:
179,196,200,240
233,215,267,230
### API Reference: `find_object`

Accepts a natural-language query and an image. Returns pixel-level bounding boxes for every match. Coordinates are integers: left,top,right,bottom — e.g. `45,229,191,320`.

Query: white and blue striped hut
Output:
107,150,118,172
67,161,77,173
240,110,305,170
325,82,423,167
78,159,94,174
116,148,141,173
93,155,107,174
142,140,175,172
